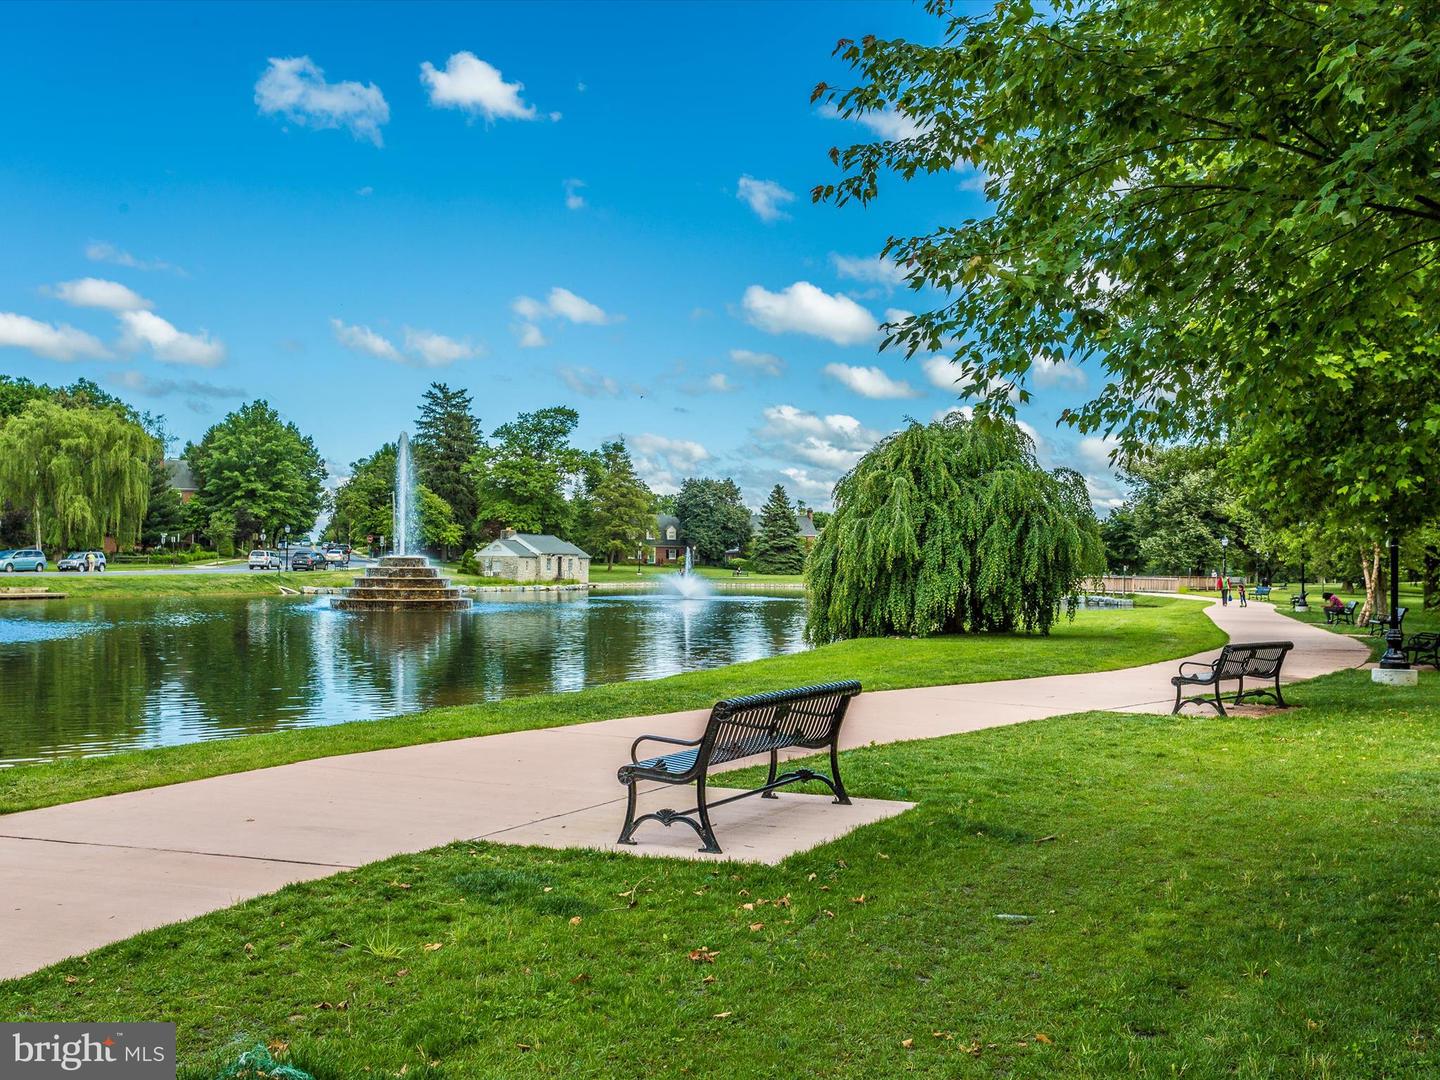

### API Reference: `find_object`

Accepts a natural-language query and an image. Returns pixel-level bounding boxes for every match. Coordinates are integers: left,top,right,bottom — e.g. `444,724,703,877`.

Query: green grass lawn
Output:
0,598,1220,814
24,569,364,599
4,665,1436,1078
1273,586,1436,661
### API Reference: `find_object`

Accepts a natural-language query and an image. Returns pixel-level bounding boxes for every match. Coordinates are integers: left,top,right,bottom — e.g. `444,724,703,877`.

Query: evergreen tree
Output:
675,477,751,564
806,414,1103,643
139,416,184,548
751,484,806,574
414,383,482,540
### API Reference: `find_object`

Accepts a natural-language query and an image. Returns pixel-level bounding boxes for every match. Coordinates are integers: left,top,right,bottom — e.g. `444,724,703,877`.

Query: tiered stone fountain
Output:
331,555,471,611
331,431,472,613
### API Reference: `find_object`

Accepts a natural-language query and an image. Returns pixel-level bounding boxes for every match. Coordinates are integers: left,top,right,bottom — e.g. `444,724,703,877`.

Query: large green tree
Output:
675,477,752,565
815,0,1440,525
329,442,461,555
806,414,1103,643
583,440,655,567
751,484,807,574
185,401,326,547
414,383,482,541
469,406,582,537
0,400,153,549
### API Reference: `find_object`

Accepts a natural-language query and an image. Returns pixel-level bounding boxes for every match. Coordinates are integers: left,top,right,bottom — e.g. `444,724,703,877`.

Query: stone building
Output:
474,529,591,583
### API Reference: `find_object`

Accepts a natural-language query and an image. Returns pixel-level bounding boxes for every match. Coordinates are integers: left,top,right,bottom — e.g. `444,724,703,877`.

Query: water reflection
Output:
0,590,807,766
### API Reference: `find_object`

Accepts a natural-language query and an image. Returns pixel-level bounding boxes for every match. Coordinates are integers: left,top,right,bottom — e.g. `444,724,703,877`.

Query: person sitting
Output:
1324,593,1345,622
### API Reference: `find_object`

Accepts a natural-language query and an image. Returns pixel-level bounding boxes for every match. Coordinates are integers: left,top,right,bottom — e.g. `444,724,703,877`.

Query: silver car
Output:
248,549,282,570
57,550,106,572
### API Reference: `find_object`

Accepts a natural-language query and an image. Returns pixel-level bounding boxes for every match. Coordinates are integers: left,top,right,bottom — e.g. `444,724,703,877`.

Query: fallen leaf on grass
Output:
713,1011,733,1019
748,922,765,932
850,895,868,905
388,881,411,890
423,942,443,952
63,975,78,985
570,973,591,985
901,1038,914,1049
701,975,717,985
1034,835,1057,844
568,917,583,927
932,1031,953,1040
688,947,719,963
1035,1033,1053,1044
516,1043,533,1052
823,910,835,918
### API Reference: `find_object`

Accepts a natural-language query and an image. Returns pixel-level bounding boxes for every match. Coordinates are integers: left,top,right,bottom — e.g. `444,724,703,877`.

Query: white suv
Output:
248,549,282,570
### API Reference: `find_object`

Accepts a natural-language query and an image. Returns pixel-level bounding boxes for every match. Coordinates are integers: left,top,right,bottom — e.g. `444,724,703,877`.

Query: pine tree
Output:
750,484,806,574
414,383,481,539
805,413,1104,643
589,440,654,567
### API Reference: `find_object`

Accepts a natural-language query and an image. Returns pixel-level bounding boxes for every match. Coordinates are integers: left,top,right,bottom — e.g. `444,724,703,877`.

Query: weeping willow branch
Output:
805,414,1104,643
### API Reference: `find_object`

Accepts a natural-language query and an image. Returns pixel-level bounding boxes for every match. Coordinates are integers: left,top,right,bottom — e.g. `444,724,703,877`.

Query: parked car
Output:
321,543,350,567
57,551,107,572
1,548,47,572
248,549,282,570
290,549,326,571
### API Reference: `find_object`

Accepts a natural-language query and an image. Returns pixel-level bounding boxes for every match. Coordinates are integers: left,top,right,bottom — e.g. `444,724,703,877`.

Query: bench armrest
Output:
1177,659,1217,675
630,733,703,763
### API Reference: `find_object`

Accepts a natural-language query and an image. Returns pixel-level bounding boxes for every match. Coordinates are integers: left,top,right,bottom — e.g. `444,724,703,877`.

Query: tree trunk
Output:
1358,543,1383,625
1425,545,1440,611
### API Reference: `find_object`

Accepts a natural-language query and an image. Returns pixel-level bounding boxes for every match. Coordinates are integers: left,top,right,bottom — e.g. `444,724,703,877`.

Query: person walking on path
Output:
1238,581,1247,607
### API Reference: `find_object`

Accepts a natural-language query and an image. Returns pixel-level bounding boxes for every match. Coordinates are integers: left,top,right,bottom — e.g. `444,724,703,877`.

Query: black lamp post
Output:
1220,536,1229,605
1379,535,1410,670
1297,548,1308,610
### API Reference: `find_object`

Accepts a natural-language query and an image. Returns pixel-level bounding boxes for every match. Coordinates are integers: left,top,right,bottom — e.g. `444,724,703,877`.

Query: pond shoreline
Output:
298,581,808,596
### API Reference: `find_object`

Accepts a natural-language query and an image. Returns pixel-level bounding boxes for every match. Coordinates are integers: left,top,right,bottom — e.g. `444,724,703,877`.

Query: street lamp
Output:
1377,535,1412,674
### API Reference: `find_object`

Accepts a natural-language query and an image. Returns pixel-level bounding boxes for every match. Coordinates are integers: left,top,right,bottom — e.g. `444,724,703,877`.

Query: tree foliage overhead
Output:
751,484,807,574
581,439,655,567
0,399,154,549
806,415,1103,643
185,400,326,546
675,477,752,565
414,383,481,541
815,0,1440,505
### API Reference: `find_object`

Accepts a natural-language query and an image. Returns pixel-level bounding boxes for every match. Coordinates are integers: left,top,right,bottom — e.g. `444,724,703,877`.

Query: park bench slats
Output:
1366,606,1407,636
1171,641,1294,716
617,680,861,854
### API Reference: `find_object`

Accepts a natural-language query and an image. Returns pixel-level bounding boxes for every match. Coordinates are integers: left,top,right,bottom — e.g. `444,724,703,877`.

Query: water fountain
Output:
660,546,712,600
331,432,472,612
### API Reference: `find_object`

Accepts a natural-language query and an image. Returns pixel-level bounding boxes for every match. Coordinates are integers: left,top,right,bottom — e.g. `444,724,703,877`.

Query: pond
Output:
0,590,808,766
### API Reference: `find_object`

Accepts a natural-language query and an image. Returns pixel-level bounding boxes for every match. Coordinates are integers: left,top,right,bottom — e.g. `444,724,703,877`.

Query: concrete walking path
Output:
0,597,1366,979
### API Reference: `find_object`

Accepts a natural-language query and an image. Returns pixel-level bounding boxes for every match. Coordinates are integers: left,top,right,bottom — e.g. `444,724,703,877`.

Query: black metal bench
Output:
1366,606,1408,636
1288,593,1310,610
1171,641,1295,716
616,681,860,854
1325,599,1359,625
1405,631,1440,668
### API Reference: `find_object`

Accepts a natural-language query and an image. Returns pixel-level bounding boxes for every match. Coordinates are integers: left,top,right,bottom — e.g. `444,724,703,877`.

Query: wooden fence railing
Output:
1092,575,1219,593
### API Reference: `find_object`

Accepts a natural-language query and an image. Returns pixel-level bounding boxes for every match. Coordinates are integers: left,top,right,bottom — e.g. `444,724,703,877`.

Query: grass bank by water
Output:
3,664,1435,1077
0,597,1221,814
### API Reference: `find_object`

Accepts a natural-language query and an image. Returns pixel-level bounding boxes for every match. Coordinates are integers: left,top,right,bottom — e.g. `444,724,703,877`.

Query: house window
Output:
545,556,553,571
666,525,677,541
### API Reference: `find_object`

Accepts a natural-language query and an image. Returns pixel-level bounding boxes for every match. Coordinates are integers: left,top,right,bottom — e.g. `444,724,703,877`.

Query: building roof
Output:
749,511,818,538
477,533,590,559
164,458,198,492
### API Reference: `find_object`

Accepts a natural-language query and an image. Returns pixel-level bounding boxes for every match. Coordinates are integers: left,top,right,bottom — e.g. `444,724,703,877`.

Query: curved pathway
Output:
0,597,1365,979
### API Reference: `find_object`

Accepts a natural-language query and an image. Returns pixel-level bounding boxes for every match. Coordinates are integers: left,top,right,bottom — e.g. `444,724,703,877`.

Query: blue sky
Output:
0,0,1122,510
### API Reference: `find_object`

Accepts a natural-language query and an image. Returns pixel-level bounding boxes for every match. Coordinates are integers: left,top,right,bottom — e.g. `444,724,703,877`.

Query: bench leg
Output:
1213,682,1228,717
761,748,779,799
694,775,722,855
1272,674,1287,708
616,780,640,846
1172,681,1184,715
829,740,851,805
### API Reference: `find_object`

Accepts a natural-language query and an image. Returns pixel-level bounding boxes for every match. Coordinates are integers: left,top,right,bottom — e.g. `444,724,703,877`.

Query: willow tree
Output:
805,414,1102,643
0,400,153,549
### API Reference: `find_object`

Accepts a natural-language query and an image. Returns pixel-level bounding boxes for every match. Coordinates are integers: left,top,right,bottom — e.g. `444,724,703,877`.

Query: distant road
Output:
22,555,379,578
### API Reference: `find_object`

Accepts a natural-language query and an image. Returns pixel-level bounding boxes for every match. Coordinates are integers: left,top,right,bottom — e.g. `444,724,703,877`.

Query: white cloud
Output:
514,322,547,348
883,307,914,327
779,466,837,502
823,362,921,400
1075,434,1124,474
357,185,374,196
511,287,615,331
921,355,960,391
0,312,111,361
119,311,224,367
933,404,974,423
705,372,735,392
737,175,795,223
330,318,401,362
760,404,880,446
563,178,586,210
630,432,712,493
84,242,182,275
403,327,479,367
108,370,243,401
741,281,877,346
558,365,621,398
830,253,907,290
420,52,538,121
331,318,477,366
729,348,784,376
1032,353,1087,388
254,56,389,146
48,278,152,312
819,102,924,141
